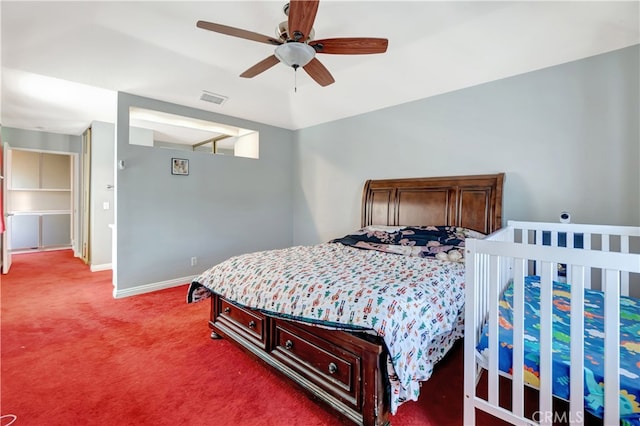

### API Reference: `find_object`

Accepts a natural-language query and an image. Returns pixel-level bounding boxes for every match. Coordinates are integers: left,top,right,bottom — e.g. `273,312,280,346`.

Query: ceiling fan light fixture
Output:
275,42,315,68
277,21,314,42
197,0,387,87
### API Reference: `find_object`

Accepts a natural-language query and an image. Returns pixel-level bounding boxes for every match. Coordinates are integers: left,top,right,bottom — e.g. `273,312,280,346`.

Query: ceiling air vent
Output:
200,91,228,106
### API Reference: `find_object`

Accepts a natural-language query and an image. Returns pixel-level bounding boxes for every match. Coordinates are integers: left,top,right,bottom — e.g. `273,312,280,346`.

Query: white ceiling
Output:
1,1,639,136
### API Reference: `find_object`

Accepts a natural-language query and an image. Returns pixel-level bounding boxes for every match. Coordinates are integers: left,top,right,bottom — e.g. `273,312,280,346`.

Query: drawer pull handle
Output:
223,307,231,314
328,363,338,374
248,320,256,329
285,340,293,350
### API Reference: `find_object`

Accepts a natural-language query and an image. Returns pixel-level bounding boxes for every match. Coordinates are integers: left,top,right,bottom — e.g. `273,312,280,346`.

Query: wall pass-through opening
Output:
128,107,259,159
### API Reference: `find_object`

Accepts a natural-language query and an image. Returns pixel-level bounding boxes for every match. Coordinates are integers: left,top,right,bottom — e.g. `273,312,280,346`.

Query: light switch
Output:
103,202,110,210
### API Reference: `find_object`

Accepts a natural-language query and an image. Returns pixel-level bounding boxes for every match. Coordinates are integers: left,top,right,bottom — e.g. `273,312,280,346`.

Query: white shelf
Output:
8,188,71,192
10,210,72,215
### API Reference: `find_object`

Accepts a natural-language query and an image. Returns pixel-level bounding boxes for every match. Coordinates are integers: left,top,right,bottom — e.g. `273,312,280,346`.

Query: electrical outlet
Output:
191,257,197,267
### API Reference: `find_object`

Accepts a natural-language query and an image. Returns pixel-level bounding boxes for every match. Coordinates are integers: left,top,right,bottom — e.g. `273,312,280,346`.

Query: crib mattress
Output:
476,276,640,425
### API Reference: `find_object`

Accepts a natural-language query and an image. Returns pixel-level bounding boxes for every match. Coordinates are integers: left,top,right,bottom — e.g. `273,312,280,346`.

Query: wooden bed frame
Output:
208,173,505,425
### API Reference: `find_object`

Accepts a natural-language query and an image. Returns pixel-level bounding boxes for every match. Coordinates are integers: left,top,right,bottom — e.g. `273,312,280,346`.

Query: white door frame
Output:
2,142,12,274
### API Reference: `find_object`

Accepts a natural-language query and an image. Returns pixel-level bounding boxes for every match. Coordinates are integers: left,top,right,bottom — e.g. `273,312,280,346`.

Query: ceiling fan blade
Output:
303,58,335,87
240,55,281,78
310,38,389,55
287,0,319,42
197,21,282,46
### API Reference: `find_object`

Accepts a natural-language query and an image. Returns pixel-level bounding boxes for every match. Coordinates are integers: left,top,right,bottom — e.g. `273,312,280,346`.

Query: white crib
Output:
464,221,640,426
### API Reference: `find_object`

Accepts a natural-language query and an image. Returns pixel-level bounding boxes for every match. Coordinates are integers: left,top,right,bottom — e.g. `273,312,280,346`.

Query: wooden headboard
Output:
361,173,505,234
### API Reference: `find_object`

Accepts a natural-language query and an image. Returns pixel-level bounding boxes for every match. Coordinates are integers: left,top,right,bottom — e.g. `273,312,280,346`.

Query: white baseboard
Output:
90,263,112,272
112,275,196,299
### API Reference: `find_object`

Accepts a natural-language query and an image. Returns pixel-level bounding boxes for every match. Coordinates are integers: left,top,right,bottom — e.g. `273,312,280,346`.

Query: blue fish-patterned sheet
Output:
476,276,640,425
188,226,482,414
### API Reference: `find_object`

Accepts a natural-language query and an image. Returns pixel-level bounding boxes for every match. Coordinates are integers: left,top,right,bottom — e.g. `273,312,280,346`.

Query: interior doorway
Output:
2,147,80,272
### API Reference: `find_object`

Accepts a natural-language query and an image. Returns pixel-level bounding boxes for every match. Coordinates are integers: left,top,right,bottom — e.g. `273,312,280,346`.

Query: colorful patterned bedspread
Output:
476,276,640,425
188,226,479,414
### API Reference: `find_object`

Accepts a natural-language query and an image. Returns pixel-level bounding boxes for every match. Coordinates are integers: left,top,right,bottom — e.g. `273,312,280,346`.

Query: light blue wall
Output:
293,45,640,245
4,46,638,295
114,93,294,292
2,127,82,154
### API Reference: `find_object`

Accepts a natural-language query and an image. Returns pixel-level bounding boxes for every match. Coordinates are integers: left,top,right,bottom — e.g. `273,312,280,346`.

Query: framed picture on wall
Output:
171,158,189,176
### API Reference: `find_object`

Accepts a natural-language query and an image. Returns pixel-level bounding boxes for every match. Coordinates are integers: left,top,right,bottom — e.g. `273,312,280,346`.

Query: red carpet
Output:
1,250,486,426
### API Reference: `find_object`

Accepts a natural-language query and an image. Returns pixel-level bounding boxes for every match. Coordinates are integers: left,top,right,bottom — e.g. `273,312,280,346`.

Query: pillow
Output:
330,225,486,262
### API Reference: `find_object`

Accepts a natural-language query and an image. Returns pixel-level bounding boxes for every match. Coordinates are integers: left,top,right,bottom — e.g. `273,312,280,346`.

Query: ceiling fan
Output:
196,0,388,87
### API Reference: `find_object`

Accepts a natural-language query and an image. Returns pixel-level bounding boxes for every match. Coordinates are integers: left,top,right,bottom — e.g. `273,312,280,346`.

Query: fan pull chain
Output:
294,68,298,93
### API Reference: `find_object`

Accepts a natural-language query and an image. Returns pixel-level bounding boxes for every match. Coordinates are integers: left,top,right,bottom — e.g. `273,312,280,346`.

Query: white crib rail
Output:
508,220,639,294
464,221,640,426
